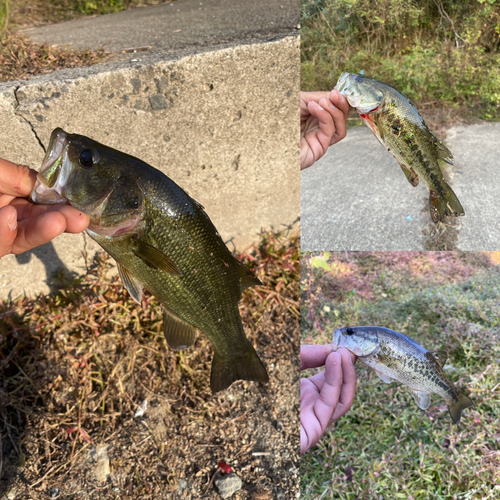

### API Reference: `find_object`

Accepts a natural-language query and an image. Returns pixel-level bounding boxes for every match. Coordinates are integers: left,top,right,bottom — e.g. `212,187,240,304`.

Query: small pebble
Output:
215,473,243,499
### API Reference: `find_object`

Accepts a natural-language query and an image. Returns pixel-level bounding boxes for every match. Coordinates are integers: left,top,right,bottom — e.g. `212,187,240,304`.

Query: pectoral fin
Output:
411,390,431,410
131,235,181,276
162,307,198,350
117,263,143,304
374,369,392,384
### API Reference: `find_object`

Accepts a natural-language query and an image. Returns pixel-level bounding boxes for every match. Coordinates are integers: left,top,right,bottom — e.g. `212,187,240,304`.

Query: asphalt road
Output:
22,0,299,56
301,122,500,251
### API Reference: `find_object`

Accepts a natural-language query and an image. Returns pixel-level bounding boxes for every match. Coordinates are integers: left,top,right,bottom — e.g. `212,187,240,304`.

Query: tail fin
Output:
429,185,464,223
448,392,474,424
210,342,269,393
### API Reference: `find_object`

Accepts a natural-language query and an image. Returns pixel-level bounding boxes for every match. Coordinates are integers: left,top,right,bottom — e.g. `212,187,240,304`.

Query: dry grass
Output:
0,229,300,499
0,30,110,83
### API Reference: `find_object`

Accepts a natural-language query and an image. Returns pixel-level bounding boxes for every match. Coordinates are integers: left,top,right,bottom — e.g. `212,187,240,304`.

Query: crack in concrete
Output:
13,86,47,154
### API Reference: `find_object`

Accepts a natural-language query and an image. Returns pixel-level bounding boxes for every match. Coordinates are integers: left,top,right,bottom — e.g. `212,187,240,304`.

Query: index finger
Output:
0,158,37,198
301,344,333,370
300,91,331,118
329,89,351,123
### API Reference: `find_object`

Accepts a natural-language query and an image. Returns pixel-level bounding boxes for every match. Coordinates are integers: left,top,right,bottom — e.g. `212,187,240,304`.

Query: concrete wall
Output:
0,34,300,299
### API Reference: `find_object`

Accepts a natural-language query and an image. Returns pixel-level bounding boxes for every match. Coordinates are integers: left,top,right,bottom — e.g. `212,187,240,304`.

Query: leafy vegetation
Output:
7,0,172,28
0,0,8,31
301,0,500,120
301,251,500,499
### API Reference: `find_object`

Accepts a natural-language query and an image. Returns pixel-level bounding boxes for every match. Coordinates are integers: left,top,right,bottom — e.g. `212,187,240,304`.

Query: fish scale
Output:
332,326,473,423
30,127,269,393
335,72,465,222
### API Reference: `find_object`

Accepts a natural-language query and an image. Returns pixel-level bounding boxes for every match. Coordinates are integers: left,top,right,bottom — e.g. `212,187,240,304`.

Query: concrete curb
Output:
0,34,300,299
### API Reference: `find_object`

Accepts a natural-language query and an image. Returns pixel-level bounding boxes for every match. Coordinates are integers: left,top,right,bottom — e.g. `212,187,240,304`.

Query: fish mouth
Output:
30,128,69,204
332,328,342,350
334,72,352,94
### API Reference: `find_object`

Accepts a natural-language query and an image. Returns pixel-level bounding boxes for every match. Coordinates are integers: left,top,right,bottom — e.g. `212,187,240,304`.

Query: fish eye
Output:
79,149,94,168
346,327,354,336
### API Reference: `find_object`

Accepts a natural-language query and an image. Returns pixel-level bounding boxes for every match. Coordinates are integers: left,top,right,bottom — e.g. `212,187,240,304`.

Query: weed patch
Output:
0,230,300,499
301,0,500,123
301,251,500,499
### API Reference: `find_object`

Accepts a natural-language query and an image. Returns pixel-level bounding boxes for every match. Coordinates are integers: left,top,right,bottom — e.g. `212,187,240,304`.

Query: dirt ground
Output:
0,230,300,499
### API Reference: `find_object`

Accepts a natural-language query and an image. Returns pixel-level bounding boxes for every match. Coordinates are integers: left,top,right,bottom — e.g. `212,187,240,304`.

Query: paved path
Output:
301,122,500,251
22,0,299,57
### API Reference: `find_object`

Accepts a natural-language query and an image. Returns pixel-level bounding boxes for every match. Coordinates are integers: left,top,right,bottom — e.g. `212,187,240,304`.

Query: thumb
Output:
0,206,18,259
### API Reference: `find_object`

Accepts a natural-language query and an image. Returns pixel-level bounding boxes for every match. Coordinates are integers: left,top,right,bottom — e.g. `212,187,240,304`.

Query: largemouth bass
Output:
30,128,269,393
332,326,473,423
335,73,464,223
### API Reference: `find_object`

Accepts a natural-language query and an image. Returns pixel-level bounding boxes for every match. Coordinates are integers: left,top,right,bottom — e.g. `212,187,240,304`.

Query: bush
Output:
301,0,500,119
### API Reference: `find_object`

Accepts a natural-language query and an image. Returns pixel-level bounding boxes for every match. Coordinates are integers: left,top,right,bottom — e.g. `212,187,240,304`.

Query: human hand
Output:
300,90,350,170
0,158,90,259
300,344,357,454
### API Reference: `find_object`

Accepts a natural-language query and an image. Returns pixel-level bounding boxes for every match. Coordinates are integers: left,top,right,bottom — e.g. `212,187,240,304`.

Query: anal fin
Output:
163,307,198,350
374,369,392,384
397,160,420,187
411,390,431,410
117,263,144,304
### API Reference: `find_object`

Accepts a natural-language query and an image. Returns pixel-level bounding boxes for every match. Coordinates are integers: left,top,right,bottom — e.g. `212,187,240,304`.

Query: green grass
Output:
0,0,8,31
301,252,500,499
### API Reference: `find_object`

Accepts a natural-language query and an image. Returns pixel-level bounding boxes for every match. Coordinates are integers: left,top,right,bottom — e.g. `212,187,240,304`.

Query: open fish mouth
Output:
332,328,342,350
30,128,69,204
334,72,351,94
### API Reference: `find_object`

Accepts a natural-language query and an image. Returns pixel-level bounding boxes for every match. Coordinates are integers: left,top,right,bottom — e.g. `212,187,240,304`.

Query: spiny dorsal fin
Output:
131,235,181,276
117,262,143,304
162,307,198,350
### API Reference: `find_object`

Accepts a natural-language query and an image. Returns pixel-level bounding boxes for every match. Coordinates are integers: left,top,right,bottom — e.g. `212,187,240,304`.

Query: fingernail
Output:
7,213,17,231
327,100,337,110
312,101,324,111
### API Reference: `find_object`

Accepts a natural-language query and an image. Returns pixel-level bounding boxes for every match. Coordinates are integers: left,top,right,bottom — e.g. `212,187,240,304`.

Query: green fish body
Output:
335,72,464,222
333,326,473,423
30,128,268,393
